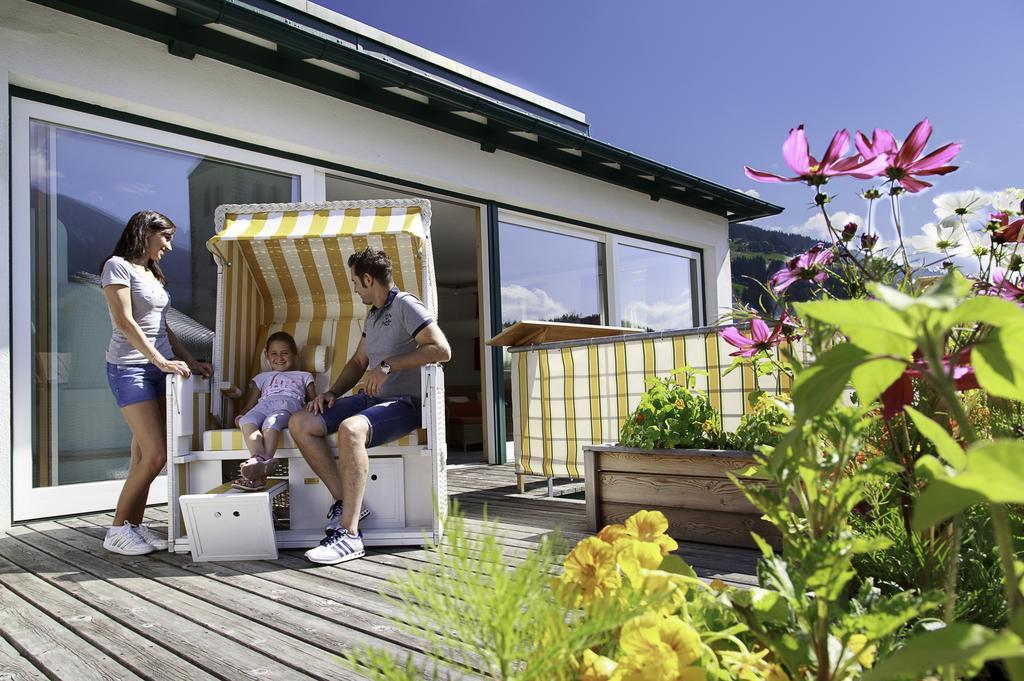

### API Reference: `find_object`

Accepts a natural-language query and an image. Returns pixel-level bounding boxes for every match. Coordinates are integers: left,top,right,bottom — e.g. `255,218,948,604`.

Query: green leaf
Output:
942,295,1024,330
870,283,926,311
864,624,1024,681
905,406,966,470
912,478,986,531
792,344,868,423
851,358,907,408
957,440,1024,503
974,327,1024,401
795,300,916,355
658,554,697,580
913,440,1024,530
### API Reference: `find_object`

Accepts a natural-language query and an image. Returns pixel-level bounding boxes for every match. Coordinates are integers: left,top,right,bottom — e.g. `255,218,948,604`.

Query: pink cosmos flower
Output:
745,125,888,187
769,244,835,293
988,268,1024,304
855,119,960,193
720,314,789,357
880,349,978,420
990,212,1024,243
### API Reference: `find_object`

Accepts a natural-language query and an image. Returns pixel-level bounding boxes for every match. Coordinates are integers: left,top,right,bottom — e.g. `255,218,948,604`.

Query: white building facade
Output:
0,0,781,527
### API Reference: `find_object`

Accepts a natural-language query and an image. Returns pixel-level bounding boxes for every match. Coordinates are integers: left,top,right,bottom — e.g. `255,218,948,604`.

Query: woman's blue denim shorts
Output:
106,362,167,408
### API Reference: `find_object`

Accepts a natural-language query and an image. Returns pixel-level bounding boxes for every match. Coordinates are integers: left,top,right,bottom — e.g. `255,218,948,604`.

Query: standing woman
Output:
100,210,212,555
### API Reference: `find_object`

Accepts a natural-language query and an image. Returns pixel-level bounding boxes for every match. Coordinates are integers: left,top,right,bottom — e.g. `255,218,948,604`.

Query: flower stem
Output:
891,191,912,273
989,503,1023,617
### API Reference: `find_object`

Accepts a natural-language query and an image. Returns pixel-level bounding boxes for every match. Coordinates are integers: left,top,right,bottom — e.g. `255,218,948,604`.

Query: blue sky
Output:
318,0,1024,247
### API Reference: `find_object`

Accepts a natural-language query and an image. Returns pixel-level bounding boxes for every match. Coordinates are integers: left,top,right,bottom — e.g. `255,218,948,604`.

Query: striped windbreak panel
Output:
205,203,431,448
511,330,796,479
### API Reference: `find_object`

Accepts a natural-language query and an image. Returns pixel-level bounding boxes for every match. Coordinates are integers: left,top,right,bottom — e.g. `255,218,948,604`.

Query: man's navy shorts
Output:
320,392,420,447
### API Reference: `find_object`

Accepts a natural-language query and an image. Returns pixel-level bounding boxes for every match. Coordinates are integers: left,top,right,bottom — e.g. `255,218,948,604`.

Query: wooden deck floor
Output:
0,462,758,680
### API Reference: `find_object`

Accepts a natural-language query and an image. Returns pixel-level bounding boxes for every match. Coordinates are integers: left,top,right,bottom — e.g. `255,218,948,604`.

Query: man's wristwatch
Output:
379,360,392,375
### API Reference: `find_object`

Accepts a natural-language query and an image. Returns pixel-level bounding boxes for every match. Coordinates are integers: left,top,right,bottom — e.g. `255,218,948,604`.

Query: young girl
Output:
232,332,316,491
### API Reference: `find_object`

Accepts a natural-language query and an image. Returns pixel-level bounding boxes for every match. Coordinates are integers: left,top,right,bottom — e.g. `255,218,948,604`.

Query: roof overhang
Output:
27,0,784,222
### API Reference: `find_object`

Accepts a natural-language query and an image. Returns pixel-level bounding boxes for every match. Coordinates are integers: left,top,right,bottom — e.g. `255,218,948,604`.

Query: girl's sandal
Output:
231,476,267,492
239,456,264,480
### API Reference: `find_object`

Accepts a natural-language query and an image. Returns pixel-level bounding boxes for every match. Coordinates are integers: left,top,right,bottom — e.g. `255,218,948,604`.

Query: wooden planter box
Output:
583,444,781,550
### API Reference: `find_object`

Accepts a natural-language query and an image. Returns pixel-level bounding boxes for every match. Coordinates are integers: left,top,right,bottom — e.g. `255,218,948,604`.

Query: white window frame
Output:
9,98,314,521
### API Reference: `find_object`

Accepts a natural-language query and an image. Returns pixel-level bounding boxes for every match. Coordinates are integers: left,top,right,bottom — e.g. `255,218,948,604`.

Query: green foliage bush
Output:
617,370,723,449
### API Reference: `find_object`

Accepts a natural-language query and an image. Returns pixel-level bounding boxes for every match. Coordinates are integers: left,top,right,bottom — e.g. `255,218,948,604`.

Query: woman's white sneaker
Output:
132,523,168,551
103,521,154,555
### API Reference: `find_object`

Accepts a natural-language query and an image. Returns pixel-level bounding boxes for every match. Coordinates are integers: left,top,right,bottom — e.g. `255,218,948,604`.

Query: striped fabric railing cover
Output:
509,327,794,480
207,202,428,428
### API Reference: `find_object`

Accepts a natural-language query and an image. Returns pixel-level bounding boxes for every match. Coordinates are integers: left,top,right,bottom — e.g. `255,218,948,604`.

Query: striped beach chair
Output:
509,328,794,493
166,200,446,554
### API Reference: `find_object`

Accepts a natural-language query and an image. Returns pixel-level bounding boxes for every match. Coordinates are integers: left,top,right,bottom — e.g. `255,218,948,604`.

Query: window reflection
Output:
616,244,697,332
29,121,298,486
498,222,606,327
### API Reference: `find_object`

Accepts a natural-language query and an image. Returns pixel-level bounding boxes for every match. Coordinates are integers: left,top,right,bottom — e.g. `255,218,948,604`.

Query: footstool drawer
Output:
362,457,405,529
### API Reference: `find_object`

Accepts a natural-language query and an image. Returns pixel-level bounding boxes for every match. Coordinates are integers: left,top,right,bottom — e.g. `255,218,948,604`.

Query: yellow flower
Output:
765,664,790,681
558,536,621,606
598,523,630,545
623,510,679,555
636,568,688,614
709,579,729,592
720,648,773,681
618,613,702,678
579,649,618,681
847,634,876,668
616,540,666,587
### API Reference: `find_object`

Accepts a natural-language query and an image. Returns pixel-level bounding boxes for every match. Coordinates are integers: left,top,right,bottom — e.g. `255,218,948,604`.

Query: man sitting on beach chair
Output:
288,247,451,565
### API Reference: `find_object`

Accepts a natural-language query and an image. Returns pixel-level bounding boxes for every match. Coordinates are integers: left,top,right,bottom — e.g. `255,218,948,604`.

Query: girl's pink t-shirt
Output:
252,370,313,409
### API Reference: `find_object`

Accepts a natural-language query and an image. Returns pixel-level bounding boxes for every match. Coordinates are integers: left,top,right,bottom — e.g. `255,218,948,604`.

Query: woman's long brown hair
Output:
102,210,176,284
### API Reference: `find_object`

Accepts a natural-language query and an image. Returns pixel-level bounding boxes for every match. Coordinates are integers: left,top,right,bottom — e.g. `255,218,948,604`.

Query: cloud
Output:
743,188,760,199
115,181,157,196
620,299,693,331
785,211,863,240
500,285,568,323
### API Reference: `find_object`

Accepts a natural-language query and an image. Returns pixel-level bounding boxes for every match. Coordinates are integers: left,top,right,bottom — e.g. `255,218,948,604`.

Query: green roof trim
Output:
29,0,783,221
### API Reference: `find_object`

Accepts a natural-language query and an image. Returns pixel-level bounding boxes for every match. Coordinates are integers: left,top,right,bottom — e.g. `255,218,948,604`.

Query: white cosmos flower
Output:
909,221,977,258
932,190,991,220
991,188,1024,214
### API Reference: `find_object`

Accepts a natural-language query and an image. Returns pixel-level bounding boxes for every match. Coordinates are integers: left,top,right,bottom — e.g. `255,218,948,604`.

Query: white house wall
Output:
0,0,736,528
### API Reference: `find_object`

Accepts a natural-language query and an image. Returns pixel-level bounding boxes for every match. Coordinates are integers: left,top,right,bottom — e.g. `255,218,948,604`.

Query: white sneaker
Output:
324,500,370,533
103,521,154,556
133,523,168,551
304,529,365,565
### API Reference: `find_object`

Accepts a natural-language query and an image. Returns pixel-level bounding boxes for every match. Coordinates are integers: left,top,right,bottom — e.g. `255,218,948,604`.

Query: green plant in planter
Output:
618,369,722,450
732,392,793,452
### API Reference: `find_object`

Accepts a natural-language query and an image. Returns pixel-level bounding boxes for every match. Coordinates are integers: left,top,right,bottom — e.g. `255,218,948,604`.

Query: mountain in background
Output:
729,222,819,314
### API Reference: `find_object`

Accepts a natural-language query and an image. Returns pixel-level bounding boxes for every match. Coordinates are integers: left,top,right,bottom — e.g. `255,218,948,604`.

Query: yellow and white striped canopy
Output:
207,202,428,321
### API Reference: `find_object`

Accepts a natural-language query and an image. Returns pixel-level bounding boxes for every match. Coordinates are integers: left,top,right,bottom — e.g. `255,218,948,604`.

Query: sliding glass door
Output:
11,100,309,520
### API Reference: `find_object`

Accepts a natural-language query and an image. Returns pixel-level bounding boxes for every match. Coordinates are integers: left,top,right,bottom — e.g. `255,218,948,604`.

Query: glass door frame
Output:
9,98,314,521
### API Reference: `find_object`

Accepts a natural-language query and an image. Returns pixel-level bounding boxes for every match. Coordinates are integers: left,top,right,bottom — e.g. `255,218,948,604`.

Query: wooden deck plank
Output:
0,552,218,681
0,460,759,679
61,515,475,675
0,625,50,680
0,585,143,681
4,523,329,681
